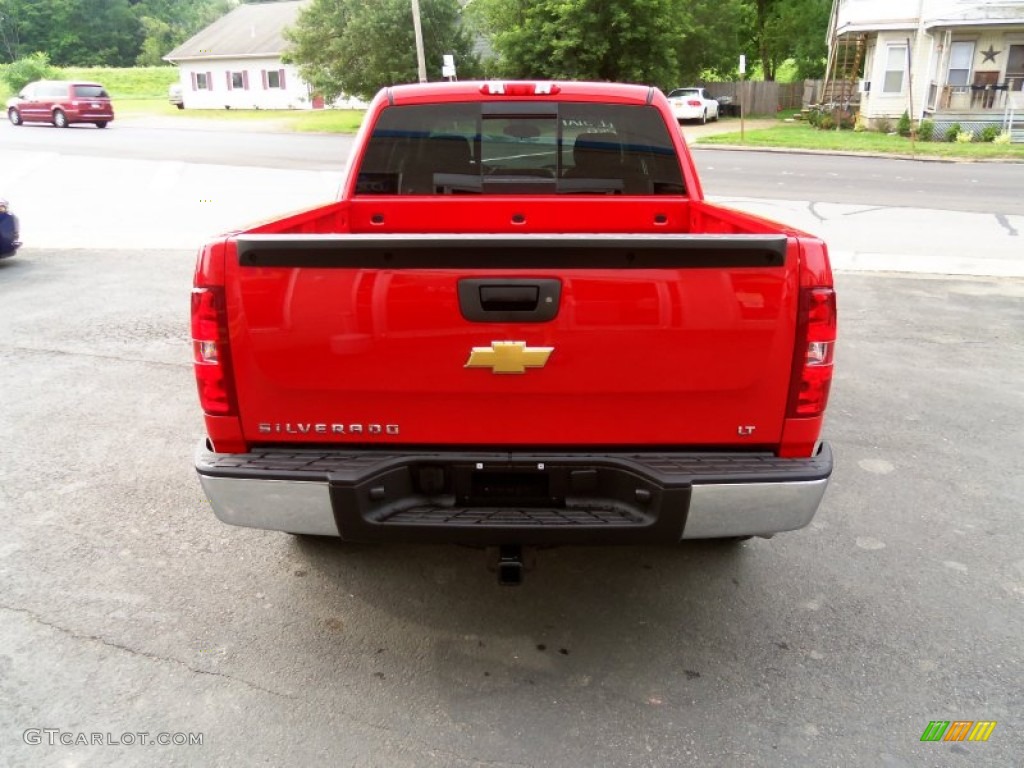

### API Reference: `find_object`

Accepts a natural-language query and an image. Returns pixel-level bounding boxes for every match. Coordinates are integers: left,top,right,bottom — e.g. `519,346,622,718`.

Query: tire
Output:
95,121,108,128
53,109,68,128
8,108,22,126
176,103,185,110
700,110,707,125
712,107,720,122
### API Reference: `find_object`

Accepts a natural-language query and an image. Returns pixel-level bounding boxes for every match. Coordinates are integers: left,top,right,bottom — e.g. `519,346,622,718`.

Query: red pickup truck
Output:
192,81,835,581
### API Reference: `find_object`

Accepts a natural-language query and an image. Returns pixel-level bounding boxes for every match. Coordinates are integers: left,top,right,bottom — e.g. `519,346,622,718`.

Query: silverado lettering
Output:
257,423,401,435
191,81,836,583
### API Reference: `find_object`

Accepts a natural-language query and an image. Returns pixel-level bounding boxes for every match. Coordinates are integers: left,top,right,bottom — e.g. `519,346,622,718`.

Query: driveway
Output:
680,116,778,141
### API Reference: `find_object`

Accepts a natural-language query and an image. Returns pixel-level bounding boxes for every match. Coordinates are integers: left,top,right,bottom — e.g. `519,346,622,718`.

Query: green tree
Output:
285,0,480,101
135,16,174,66
132,0,236,65
468,0,745,88
747,0,829,80
674,0,746,83
0,0,235,66
1,51,55,92
473,0,681,86
783,0,831,78
0,0,142,65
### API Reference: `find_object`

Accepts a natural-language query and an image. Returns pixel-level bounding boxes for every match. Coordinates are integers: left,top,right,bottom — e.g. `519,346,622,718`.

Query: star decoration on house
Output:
980,46,1001,64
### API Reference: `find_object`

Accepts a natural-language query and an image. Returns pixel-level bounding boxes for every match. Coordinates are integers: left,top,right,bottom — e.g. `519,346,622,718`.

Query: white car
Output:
169,83,184,110
667,87,719,124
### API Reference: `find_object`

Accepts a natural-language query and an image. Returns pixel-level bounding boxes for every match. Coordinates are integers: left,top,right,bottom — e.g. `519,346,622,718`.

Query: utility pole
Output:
739,54,747,143
411,0,427,83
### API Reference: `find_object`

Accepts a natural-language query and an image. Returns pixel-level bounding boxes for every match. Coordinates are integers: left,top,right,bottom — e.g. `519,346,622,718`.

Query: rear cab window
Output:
356,102,685,196
73,85,110,99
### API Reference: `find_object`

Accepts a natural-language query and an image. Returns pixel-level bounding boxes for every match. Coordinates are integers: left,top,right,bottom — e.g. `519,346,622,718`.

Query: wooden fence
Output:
697,80,825,114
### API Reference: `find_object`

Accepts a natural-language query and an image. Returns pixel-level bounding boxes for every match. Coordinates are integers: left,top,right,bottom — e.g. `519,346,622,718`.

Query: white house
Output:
827,0,1024,138
164,0,363,111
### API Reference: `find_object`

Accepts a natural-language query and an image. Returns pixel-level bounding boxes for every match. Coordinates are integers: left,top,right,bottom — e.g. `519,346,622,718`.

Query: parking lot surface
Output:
2,122,1022,765
1,245,1021,765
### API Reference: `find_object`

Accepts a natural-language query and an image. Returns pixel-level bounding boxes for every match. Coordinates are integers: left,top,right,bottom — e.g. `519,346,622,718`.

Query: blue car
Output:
0,198,20,258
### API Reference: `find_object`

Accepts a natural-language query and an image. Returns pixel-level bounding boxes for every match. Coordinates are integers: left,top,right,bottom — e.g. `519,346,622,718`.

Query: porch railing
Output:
938,77,1024,112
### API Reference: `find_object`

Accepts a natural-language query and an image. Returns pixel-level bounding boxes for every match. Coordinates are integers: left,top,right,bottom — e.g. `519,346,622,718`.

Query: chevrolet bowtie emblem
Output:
465,341,554,374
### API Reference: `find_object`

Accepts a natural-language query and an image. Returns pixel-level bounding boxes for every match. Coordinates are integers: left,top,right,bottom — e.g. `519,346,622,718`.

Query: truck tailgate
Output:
226,234,798,447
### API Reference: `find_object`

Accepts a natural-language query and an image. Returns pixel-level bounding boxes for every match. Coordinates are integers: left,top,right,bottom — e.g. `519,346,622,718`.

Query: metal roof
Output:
164,0,309,62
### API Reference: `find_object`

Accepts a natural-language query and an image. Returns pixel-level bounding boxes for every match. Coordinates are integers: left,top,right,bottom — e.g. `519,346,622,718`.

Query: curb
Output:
691,142,1024,164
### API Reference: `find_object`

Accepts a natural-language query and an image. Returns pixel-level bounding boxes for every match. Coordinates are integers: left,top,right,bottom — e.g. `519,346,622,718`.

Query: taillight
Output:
480,81,560,96
787,287,836,418
687,100,701,107
191,286,236,416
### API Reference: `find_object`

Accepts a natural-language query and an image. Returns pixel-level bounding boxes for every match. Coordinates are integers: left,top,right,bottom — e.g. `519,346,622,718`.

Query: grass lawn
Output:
113,98,185,117
61,66,178,99
696,121,1024,160
113,100,367,132
0,67,178,101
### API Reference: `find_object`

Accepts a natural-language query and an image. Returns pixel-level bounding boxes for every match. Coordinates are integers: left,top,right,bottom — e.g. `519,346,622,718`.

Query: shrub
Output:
806,105,853,130
1,52,56,93
876,118,892,134
944,123,962,142
917,118,934,141
897,110,911,137
993,131,1012,145
58,66,178,99
979,124,1000,143
955,130,974,144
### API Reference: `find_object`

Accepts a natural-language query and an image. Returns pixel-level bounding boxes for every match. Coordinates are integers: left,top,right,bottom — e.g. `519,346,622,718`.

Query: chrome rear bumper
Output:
196,441,831,542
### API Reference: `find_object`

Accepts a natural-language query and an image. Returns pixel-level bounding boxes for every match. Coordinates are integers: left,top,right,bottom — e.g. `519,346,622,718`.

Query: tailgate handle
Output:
480,285,538,311
458,278,561,323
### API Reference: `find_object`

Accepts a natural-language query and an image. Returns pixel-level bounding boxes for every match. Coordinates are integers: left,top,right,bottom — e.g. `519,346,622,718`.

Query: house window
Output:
195,72,209,90
883,44,907,93
947,41,974,87
263,69,287,89
226,71,249,90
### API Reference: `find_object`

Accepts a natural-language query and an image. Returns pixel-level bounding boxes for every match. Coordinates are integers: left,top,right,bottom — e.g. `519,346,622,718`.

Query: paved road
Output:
0,117,351,171
2,121,1022,275
2,117,1022,213
1,120,1022,765
693,148,1024,216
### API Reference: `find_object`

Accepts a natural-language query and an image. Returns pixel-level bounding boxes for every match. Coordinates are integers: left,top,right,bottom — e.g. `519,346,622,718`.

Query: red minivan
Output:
7,80,114,128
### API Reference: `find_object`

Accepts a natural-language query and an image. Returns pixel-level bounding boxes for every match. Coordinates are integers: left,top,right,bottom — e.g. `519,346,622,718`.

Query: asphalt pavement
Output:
0,120,1022,766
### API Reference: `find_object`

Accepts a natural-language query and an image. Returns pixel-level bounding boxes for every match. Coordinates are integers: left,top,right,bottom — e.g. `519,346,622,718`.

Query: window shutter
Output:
191,72,197,91
243,71,249,90
226,71,232,90
262,70,268,89
207,71,213,91
279,69,286,89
